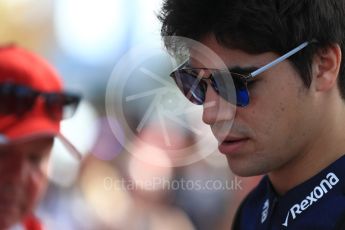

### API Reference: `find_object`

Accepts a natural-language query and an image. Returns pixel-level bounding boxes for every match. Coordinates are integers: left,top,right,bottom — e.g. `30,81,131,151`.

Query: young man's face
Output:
0,137,52,229
193,34,320,177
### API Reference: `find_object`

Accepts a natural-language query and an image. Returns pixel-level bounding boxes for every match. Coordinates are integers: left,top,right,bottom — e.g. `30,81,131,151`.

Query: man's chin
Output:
226,157,266,177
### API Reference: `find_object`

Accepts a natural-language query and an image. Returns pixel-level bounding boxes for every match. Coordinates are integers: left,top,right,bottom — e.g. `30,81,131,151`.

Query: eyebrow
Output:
184,61,259,74
228,66,259,75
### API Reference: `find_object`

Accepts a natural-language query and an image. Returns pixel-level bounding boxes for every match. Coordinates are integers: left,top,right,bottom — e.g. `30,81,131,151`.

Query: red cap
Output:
0,45,81,159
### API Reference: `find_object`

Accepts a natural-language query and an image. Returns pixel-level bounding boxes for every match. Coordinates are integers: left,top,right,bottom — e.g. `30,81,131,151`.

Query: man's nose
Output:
202,85,236,125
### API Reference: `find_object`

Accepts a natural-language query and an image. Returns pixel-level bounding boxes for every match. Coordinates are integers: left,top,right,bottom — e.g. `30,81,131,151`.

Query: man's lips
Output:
215,134,248,143
218,137,249,155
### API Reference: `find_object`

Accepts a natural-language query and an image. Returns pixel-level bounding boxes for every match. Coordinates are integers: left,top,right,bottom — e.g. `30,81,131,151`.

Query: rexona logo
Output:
282,172,339,227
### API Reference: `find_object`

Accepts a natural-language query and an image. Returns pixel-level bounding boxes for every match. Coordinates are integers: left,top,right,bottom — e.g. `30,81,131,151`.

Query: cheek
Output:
247,85,305,152
250,109,288,153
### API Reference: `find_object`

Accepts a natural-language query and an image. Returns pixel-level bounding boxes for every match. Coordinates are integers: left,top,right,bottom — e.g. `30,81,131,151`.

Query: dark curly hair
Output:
158,0,345,99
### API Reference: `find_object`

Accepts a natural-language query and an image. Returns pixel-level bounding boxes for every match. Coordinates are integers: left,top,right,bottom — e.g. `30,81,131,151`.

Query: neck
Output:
268,100,345,196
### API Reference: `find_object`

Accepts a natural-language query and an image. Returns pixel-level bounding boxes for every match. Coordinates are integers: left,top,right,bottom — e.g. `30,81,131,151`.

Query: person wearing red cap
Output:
0,45,81,230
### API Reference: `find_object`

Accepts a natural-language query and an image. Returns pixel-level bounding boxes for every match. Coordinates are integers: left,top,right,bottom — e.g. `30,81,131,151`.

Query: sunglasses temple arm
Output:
58,133,82,160
171,60,189,72
249,41,310,78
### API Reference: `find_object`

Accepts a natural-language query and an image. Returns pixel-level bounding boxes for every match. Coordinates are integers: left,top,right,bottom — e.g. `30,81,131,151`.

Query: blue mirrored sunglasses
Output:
170,41,311,107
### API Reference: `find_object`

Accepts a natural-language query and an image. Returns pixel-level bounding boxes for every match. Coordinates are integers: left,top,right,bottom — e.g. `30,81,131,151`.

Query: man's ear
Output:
313,44,342,92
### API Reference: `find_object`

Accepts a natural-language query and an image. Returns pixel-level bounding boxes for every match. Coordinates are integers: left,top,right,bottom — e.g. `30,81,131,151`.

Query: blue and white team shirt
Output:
232,155,345,230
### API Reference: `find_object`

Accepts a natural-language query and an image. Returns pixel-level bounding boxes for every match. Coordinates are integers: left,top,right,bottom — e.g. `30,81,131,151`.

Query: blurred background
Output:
0,0,260,229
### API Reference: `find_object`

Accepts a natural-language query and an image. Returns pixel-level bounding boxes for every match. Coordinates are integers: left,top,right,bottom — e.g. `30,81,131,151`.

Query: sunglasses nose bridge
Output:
26,94,46,116
203,78,221,106
202,75,219,97
36,93,45,103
